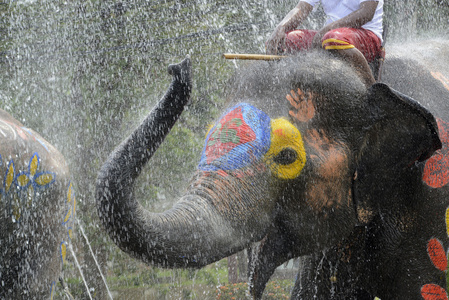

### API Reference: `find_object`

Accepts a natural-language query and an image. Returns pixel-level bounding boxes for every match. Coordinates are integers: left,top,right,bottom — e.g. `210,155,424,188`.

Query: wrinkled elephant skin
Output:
96,52,447,299
0,109,74,299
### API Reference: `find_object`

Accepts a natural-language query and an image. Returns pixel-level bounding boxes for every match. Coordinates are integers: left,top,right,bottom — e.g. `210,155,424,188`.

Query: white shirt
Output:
300,0,383,41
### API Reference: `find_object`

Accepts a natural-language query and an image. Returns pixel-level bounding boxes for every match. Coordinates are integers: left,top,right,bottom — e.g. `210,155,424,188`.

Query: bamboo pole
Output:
223,53,287,61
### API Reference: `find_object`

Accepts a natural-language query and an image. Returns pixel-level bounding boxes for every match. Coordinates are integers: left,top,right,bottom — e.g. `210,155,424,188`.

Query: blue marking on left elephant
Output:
0,152,57,222
15,153,56,191
198,103,271,171
50,280,56,299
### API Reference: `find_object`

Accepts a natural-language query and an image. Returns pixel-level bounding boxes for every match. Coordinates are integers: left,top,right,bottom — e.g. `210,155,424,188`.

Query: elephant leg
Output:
248,226,300,299
291,226,372,299
59,276,75,300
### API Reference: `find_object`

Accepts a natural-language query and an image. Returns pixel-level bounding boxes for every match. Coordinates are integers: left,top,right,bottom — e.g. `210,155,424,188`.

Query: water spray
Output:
76,218,114,300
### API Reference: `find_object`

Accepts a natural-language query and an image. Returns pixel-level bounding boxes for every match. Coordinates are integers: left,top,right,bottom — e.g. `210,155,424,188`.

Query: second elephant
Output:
0,109,75,299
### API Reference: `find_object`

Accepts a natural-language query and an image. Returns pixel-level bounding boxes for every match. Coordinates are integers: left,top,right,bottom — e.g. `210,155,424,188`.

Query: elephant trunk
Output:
96,57,274,268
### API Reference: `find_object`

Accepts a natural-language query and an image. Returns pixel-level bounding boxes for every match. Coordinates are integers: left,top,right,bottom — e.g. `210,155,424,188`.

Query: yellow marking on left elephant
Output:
35,174,54,186
63,182,76,224
30,154,38,174
17,174,29,187
265,118,306,179
61,242,67,264
63,208,72,223
17,155,38,187
67,182,73,203
50,281,56,300
5,162,14,192
17,154,54,188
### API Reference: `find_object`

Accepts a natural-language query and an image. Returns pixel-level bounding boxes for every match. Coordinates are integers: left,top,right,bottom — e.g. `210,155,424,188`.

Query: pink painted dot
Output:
423,119,449,188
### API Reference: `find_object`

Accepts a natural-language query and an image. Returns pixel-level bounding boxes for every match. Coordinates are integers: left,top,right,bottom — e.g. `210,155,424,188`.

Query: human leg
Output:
284,29,317,54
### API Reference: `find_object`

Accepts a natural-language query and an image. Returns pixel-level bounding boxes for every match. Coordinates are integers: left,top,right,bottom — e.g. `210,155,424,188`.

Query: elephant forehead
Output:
198,103,271,171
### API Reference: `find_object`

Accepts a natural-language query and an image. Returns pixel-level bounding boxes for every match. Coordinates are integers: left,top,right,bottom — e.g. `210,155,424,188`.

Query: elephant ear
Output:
353,83,442,224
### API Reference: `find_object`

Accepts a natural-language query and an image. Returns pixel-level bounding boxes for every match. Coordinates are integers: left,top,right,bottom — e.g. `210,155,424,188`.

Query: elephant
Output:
249,50,449,299
0,109,75,299
96,51,447,299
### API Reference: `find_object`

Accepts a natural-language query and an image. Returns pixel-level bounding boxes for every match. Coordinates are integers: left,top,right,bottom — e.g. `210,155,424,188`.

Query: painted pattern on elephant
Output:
0,152,75,297
423,235,449,300
424,119,449,189
199,103,271,171
0,119,49,151
53,181,76,299
0,109,73,299
422,118,449,300
199,103,306,180
286,87,316,123
0,153,56,221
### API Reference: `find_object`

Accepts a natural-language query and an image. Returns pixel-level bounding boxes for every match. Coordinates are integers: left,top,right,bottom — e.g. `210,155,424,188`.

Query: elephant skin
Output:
0,109,74,299
250,54,449,299
96,51,445,299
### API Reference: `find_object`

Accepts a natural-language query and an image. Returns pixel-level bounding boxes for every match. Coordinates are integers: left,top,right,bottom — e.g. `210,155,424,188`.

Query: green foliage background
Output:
0,0,448,298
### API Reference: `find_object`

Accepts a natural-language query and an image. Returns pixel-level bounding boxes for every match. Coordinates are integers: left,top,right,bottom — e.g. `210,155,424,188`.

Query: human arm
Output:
311,1,379,48
266,1,313,54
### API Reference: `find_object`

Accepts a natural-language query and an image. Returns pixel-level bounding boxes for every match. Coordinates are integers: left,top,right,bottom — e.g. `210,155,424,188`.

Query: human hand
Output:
266,26,286,55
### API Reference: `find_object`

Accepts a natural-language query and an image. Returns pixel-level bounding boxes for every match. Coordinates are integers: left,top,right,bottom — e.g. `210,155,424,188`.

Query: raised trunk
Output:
96,58,274,268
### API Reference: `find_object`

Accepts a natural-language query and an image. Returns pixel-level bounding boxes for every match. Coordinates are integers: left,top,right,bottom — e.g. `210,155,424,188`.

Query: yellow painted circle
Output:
265,118,306,179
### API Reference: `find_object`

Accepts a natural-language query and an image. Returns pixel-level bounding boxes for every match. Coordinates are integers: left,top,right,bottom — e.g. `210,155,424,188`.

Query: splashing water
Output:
76,218,114,300
1,1,448,299
68,243,93,300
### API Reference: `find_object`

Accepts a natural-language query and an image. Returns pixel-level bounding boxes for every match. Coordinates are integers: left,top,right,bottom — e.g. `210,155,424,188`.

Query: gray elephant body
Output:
250,53,449,299
96,52,448,299
0,109,74,299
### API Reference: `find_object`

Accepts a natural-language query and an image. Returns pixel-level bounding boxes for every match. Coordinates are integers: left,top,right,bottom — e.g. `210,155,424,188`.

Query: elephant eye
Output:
267,118,306,179
273,148,298,165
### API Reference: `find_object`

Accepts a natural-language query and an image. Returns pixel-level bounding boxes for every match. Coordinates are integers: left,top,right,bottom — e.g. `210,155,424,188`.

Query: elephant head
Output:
96,53,441,298
0,109,74,299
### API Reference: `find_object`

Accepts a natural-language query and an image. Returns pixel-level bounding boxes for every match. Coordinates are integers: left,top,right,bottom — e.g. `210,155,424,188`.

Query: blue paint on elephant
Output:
198,103,271,171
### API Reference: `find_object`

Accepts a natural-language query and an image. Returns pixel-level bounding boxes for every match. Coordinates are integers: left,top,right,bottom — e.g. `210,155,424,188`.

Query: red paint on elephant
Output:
423,118,449,188
421,284,448,300
427,238,447,272
205,107,256,164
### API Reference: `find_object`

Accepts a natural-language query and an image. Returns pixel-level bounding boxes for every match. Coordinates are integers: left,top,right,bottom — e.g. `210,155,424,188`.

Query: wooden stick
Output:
223,53,287,61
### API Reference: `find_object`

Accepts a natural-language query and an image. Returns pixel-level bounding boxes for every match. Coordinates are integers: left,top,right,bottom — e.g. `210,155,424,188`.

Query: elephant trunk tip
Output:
168,56,192,84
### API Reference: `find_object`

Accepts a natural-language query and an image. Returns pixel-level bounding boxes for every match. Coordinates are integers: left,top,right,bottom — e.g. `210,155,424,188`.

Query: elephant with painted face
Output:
96,52,445,299
249,50,449,299
0,109,75,299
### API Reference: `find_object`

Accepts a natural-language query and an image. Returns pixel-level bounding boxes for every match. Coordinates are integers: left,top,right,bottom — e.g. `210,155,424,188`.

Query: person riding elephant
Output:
96,52,449,299
0,109,75,299
266,0,384,87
